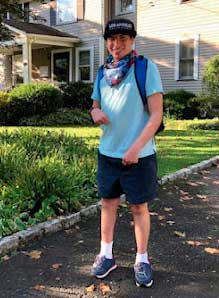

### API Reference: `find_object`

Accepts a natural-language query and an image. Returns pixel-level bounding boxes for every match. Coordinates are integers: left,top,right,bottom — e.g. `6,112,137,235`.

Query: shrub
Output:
164,89,197,119
61,81,92,110
0,92,10,125
19,108,92,126
203,55,219,98
188,118,219,130
5,83,63,125
0,128,97,237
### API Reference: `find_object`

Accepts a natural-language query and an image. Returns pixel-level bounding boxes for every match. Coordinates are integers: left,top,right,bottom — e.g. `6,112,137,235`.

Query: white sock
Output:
99,241,113,259
135,252,149,264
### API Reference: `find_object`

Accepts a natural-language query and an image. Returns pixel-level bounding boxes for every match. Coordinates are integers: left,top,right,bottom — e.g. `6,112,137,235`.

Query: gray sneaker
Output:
134,262,153,287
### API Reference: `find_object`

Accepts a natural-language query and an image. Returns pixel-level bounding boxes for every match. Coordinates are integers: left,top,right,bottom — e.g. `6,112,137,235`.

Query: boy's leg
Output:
130,203,150,254
91,197,120,278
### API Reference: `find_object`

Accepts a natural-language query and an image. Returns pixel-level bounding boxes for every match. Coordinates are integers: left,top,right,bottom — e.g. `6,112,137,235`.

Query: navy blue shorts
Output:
97,151,158,205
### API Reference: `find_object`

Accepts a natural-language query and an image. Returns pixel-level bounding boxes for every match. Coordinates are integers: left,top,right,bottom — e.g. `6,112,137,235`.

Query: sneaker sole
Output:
136,279,153,288
95,264,118,279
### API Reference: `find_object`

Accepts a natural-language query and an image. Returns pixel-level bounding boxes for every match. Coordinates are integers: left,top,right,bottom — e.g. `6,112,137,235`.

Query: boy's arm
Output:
122,92,163,165
90,100,110,125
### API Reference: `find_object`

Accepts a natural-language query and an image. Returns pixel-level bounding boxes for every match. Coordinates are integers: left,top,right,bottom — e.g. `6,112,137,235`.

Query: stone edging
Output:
0,155,219,256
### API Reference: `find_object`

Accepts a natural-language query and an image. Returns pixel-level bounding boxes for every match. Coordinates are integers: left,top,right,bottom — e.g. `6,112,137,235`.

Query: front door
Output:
53,51,71,83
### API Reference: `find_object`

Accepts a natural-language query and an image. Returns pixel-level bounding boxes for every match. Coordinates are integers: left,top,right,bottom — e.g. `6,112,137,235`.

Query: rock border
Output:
0,155,218,256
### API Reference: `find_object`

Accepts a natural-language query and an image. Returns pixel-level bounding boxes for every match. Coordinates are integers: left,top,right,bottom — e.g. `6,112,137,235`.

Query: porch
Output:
0,19,80,90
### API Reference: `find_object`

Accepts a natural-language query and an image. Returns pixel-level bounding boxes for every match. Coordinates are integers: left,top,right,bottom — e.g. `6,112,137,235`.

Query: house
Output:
0,0,219,95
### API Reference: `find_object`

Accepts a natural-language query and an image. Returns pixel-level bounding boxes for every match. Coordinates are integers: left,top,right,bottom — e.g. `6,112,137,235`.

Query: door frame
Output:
51,48,73,83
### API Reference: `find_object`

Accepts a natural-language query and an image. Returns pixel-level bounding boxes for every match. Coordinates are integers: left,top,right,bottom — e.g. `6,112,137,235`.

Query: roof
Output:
3,19,77,39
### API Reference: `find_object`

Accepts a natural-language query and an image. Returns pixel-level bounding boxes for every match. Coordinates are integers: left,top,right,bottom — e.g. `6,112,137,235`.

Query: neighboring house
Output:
0,0,219,95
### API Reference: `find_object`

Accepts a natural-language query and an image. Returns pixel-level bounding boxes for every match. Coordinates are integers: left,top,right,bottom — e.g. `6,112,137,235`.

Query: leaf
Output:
158,215,166,221
196,194,207,199
99,282,111,294
180,195,193,201
180,190,189,195
212,180,219,185
2,255,10,261
164,207,173,212
204,247,219,255
24,250,42,259
186,181,198,187
150,212,158,216
174,231,186,238
186,240,209,246
52,263,62,269
166,221,175,226
130,221,134,226
86,284,96,292
33,285,45,291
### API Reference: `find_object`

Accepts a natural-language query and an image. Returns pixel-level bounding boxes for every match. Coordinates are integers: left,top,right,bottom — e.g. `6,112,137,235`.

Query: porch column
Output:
22,40,32,83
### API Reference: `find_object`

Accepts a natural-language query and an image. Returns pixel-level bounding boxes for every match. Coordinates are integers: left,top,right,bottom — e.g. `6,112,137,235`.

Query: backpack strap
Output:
97,65,104,95
134,55,148,106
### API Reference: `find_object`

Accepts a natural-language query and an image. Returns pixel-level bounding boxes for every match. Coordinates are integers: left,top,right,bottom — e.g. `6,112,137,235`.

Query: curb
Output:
0,155,219,256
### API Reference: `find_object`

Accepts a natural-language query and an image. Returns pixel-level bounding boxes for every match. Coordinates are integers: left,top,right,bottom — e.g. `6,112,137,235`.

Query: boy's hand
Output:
91,108,110,125
122,146,140,165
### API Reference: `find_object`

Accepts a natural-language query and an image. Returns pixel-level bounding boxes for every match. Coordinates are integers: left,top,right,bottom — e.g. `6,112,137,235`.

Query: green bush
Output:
19,108,92,126
164,89,197,119
188,118,219,130
0,92,10,125
0,129,97,237
61,81,92,110
5,83,63,125
203,55,219,98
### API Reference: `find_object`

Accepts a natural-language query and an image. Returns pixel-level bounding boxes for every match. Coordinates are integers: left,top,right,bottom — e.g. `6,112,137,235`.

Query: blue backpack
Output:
97,55,164,134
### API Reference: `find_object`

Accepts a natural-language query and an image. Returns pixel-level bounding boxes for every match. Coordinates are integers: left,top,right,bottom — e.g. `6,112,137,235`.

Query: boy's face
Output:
106,34,135,62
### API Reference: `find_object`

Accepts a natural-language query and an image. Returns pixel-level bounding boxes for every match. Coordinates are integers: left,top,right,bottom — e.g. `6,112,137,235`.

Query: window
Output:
52,49,72,83
57,0,77,24
175,36,199,81
116,0,135,15
76,47,94,82
179,39,194,79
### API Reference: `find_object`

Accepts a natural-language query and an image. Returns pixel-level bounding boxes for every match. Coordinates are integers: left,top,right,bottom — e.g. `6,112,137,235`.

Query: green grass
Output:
0,119,218,237
0,120,218,178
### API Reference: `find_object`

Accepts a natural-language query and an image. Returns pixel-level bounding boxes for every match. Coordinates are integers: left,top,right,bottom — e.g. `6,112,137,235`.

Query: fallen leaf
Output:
180,195,193,201
130,221,134,226
204,247,219,255
174,231,186,238
164,207,173,212
99,282,111,294
186,181,198,186
166,221,175,226
186,240,209,246
2,255,10,261
24,250,42,259
86,284,96,293
196,194,207,199
158,215,166,221
180,190,189,195
150,212,158,216
52,263,62,269
33,285,45,291
212,181,219,185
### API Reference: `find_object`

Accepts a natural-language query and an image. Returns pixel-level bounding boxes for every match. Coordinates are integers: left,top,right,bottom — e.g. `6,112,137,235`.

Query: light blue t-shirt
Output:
91,59,163,158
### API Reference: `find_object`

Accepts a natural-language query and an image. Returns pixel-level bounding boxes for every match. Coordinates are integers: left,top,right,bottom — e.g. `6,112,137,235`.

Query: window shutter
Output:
50,0,57,26
193,35,199,80
77,0,84,20
175,39,180,80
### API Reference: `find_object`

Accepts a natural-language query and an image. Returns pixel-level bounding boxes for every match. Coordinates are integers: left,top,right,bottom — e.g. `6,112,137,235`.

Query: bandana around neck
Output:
103,50,138,87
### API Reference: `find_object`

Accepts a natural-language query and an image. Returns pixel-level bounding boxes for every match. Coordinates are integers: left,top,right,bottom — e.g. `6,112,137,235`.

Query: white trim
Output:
115,0,135,16
56,0,77,25
175,38,180,80
75,46,94,83
51,48,73,83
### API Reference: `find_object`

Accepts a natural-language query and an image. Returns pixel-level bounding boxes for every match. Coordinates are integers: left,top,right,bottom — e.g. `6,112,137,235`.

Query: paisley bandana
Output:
103,50,138,87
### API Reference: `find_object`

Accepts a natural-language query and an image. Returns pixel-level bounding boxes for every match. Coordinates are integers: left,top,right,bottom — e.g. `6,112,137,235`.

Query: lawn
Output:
0,120,218,237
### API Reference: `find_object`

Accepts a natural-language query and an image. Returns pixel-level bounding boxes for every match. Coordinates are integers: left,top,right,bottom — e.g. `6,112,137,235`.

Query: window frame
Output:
51,48,73,83
56,0,77,25
75,47,94,83
175,35,199,81
115,0,135,16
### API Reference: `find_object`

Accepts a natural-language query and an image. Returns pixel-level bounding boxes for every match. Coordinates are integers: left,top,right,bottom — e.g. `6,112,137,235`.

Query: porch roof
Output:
3,19,78,39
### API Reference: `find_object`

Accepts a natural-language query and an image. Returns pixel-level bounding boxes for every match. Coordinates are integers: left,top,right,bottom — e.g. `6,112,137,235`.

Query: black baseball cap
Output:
103,18,137,40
